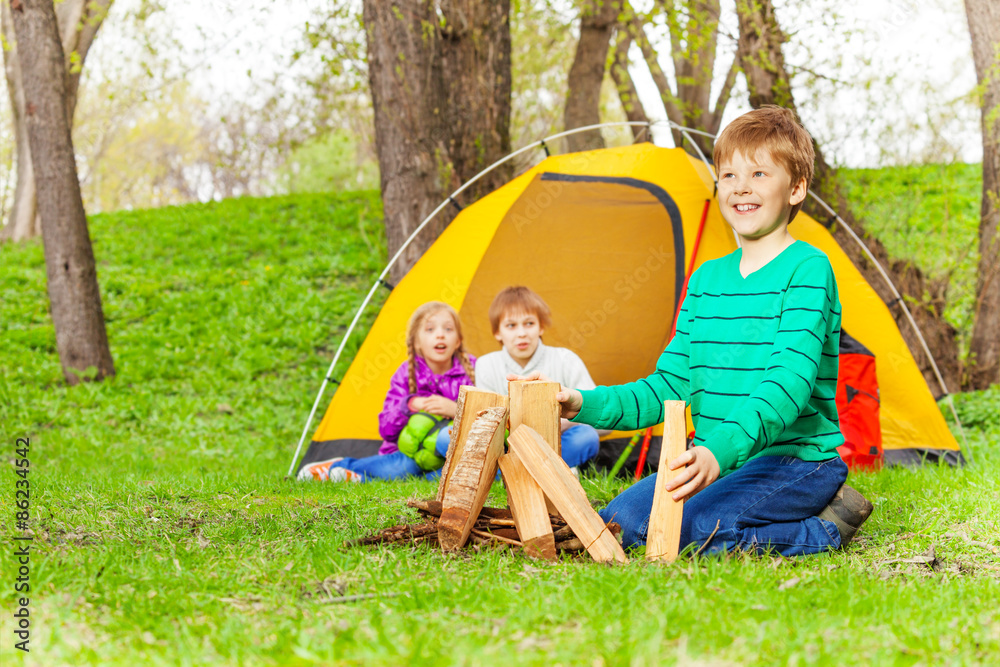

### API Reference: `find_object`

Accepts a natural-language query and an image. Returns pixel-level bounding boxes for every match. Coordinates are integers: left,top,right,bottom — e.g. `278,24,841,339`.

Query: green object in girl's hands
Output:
398,412,450,471
608,432,642,478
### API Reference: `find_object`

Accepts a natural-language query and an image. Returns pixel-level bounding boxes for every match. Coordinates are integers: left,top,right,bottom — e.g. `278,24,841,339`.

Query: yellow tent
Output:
292,143,961,473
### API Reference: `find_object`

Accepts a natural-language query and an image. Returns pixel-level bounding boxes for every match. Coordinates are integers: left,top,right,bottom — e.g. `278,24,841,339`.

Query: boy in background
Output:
476,286,601,471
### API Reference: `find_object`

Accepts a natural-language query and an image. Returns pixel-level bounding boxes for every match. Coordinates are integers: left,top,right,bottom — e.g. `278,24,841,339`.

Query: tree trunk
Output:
735,0,960,395
563,0,619,153
0,0,111,243
669,0,736,154
364,0,512,283
1,1,39,242
628,1,736,156
964,0,1000,389
10,0,114,384
609,28,649,141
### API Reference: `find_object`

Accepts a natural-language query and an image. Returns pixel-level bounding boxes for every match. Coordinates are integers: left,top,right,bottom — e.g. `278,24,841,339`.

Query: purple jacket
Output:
377,354,475,454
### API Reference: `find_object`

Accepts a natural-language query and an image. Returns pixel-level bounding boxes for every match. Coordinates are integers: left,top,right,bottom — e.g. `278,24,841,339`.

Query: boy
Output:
520,107,872,555
476,286,601,470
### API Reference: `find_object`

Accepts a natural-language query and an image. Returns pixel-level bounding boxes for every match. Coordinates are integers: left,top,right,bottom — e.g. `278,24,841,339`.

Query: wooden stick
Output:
498,449,556,561
508,380,561,455
438,406,508,552
508,380,562,515
645,400,686,562
436,387,507,501
508,425,627,564
469,528,522,546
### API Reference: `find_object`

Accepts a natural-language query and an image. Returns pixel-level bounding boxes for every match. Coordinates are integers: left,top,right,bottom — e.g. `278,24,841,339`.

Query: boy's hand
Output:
422,395,457,418
505,371,583,419
664,446,719,501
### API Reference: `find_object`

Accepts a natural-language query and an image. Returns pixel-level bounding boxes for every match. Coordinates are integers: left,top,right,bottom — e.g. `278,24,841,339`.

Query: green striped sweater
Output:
573,240,844,476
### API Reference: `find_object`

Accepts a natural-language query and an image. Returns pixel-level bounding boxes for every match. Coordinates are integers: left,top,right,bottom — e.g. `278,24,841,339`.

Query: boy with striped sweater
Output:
522,107,872,555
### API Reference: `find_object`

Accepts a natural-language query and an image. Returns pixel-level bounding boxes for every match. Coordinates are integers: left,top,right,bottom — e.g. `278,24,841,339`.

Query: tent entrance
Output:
459,172,686,386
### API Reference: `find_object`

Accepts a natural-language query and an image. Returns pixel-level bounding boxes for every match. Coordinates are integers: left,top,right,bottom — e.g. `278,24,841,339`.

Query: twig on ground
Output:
693,520,722,557
470,528,522,546
320,592,405,605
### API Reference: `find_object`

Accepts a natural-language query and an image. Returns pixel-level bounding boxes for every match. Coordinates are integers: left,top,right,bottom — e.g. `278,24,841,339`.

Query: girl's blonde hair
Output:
405,301,474,393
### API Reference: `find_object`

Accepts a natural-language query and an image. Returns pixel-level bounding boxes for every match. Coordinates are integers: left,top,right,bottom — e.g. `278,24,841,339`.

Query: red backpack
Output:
835,331,883,470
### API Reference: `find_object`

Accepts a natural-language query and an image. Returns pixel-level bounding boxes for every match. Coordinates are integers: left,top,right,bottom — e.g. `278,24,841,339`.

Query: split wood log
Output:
508,380,561,455
508,380,562,516
438,406,508,552
498,448,556,561
646,401,687,562
436,387,508,501
508,425,628,564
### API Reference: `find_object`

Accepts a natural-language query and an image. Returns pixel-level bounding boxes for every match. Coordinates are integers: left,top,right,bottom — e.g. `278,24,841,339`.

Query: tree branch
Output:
628,16,682,125
609,28,650,139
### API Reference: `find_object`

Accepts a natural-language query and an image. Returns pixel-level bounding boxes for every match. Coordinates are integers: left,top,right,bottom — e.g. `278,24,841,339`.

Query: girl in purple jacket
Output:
298,301,475,482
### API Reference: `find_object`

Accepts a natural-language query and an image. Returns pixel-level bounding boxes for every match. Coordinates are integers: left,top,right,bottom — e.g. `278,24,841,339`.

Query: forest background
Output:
1,0,995,390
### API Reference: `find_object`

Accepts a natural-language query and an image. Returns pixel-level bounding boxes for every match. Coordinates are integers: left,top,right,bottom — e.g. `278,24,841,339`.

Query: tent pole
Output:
290,120,968,474
288,121,665,475
806,194,969,453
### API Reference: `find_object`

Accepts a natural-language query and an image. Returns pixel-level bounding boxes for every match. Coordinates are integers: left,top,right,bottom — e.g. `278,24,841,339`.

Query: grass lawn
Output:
1,176,999,666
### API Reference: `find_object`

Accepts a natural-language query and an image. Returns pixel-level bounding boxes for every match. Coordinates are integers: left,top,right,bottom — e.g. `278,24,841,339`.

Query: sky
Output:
90,0,980,170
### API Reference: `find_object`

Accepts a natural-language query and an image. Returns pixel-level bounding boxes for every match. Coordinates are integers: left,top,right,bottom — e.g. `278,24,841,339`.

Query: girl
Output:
298,301,475,482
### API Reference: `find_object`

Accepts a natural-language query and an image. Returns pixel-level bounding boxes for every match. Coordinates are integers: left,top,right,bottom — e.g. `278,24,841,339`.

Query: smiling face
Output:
414,309,461,374
494,309,544,367
717,149,808,244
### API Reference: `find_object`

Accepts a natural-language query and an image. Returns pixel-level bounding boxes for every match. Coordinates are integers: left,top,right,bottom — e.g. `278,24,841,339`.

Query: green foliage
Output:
273,131,380,195
839,163,982,352
951,386,1000,432
0,189,997,665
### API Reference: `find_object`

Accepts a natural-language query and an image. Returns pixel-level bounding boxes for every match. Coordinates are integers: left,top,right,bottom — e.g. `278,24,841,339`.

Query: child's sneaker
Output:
818,484,874,548
296,457,344,482
327,466,362,483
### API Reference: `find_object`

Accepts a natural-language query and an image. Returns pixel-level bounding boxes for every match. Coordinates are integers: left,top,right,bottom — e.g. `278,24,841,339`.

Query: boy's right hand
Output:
505,371,584,419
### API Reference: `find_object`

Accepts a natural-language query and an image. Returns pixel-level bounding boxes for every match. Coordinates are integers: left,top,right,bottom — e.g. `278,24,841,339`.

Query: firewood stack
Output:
350,383,687,565
347,499,621,556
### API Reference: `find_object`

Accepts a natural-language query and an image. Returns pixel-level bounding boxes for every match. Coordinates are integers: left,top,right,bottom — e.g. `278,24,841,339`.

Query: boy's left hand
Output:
664,446,719,501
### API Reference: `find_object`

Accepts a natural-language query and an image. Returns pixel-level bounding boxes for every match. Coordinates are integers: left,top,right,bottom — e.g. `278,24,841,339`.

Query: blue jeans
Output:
333,424,599,482
333,451,440,481
599,455,848,557
433,423,597,469
561,424,600,468
329,428,453,482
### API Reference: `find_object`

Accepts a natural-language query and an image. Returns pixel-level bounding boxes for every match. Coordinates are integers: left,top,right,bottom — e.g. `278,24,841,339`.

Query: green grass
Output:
1,180,998,666
840,163,981,352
